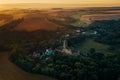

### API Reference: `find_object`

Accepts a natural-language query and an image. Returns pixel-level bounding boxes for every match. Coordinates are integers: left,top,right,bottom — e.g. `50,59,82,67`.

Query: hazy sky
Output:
0,0,120,5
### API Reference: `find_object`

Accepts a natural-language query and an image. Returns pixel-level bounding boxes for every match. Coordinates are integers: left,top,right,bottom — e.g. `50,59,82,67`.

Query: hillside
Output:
14,13,62,31
0,10,63,31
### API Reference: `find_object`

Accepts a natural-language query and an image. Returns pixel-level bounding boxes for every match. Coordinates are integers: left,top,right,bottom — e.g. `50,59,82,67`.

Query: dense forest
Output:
10,19,120,80
11,50,120,80
88,19,120,52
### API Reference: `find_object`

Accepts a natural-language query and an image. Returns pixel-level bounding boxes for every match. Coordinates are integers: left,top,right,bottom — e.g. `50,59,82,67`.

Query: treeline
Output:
89,19,120,45
87,19,120,51
11,49,120,80
0,30,61,52
48,16,78,27
67,35,86,47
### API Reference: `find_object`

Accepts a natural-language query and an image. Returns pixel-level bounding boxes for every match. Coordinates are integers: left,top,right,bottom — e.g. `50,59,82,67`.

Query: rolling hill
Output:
0,10,63,31
14,13,62,31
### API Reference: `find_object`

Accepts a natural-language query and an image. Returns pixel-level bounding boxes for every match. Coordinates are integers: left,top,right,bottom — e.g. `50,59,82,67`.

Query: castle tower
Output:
62,39,72,55
63,39,67,49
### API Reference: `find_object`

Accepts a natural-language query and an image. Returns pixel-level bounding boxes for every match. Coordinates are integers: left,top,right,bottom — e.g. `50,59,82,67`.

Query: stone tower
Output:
62,39,72,55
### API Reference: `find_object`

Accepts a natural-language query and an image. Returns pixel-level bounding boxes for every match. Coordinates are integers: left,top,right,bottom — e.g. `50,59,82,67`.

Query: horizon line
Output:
0,3,120,8
0,2,120,5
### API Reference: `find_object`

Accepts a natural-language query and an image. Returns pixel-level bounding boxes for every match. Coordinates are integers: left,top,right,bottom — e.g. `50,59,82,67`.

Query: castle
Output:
62,39,72,55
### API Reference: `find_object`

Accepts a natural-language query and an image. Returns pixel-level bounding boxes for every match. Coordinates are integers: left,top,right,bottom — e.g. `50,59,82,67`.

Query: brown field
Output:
0,52,54,80
14,13,62,31
0,9,63,31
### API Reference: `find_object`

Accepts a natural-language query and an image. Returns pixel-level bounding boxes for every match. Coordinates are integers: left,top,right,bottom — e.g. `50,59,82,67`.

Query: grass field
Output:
76,39,113,54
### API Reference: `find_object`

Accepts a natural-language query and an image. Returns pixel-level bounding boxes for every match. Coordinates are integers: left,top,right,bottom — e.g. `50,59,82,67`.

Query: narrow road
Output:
0,52,54,80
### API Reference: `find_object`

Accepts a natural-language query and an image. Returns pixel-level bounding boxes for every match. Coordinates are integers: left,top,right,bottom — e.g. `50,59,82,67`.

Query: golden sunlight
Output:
0,0,120,6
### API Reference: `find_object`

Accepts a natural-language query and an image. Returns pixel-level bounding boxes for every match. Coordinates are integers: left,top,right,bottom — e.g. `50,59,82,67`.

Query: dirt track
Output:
0,52,54,80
